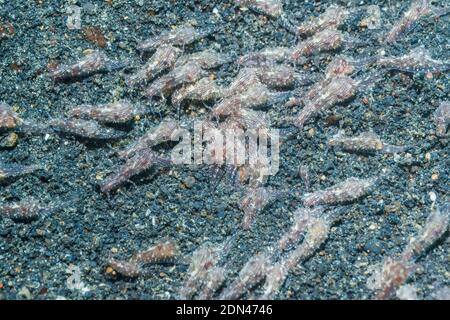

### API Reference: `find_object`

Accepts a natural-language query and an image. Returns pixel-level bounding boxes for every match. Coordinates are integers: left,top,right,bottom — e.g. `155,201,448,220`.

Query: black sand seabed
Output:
0,0,448,299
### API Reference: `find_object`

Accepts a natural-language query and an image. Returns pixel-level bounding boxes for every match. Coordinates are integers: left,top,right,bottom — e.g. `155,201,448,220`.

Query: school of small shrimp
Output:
0,0,449,300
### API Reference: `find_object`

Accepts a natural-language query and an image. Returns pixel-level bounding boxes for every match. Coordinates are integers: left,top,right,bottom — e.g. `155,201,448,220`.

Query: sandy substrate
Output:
0,0,448,299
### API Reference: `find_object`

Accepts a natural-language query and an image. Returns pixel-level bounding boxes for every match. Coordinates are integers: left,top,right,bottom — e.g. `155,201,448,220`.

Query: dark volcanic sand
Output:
0,0,448,299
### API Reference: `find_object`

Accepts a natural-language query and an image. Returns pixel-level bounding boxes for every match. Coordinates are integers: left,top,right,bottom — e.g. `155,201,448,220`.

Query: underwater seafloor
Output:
0,0,448,300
